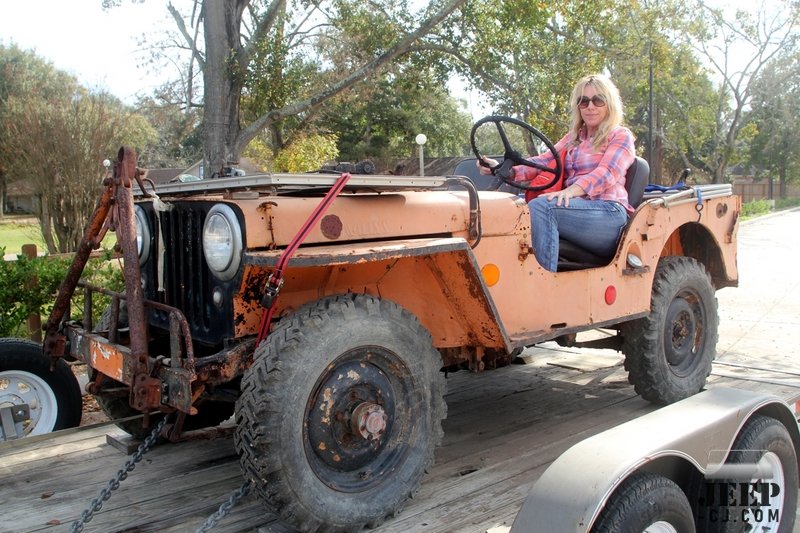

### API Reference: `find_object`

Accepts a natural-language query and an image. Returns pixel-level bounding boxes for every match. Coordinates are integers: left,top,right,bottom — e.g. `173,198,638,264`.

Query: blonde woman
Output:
480,74,636,272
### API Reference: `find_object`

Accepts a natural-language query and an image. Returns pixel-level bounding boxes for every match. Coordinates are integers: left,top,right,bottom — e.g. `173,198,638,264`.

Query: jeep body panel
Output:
165,176,738,351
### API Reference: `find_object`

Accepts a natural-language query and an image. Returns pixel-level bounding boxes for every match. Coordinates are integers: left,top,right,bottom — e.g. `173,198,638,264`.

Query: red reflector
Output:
604,285,617,305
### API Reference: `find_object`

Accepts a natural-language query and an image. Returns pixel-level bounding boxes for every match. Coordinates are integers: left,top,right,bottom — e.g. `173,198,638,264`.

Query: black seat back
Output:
626,156,650,209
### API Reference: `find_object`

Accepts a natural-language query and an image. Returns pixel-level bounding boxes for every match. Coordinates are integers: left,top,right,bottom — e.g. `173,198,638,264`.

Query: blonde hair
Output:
568,74,624,152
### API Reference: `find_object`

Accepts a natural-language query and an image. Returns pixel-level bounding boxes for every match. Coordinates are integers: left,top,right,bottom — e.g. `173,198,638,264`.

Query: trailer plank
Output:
1,210,799,533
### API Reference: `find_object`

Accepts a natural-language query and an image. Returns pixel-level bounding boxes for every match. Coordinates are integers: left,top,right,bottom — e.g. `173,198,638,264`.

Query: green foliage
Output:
271,133,340,172
776,197,800,210
0,251,124,338
1,44,159,253
746,53,800,190
321,71,473,166
740,199,772,219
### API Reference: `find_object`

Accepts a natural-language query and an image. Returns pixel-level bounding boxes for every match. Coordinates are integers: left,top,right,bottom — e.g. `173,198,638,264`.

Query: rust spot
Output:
319,387,333,424
346,370,360,380
320,214,343,240
318,442,327,451
332,454,341,462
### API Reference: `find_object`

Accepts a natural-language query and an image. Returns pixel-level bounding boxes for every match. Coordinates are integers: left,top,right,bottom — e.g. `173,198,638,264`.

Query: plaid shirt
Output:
514,126,636,212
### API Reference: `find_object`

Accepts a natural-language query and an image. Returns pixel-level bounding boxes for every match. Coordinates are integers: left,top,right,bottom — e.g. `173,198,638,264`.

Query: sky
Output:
0,1,174,104
0,1,488,115
0,0,762,116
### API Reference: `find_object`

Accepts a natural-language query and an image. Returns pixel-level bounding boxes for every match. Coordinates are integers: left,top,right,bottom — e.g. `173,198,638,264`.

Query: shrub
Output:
0,249,123,338
776,197,800,210
740,199,772,219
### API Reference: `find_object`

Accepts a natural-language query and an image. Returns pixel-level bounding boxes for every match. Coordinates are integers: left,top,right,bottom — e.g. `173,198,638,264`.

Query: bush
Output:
740,199,772,219
776,197,800,210
0,249,123,338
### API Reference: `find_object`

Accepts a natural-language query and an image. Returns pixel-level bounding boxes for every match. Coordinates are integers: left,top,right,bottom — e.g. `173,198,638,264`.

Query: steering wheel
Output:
470,115,562,192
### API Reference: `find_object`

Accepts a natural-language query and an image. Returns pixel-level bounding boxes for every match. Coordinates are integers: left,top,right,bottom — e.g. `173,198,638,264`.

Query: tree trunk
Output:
780,166,787,199
202,1,247,178
0,174,5,219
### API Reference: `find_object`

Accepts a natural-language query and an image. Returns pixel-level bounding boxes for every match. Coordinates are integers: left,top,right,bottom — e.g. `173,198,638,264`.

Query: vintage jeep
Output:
1,117,739,530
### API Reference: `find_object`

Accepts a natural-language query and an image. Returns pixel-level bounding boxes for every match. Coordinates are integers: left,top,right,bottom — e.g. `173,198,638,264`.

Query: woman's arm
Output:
511,133,571,183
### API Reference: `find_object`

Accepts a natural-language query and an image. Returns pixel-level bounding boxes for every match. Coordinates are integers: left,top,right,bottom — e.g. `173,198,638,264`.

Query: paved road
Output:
715,208,800,383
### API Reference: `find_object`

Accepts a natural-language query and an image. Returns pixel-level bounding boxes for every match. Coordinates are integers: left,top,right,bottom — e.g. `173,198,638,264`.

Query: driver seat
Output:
556,157,650,271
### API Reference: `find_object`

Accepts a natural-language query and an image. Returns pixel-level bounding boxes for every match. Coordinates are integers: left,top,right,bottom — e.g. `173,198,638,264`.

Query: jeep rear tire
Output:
621,256,718,404
234,294,446,531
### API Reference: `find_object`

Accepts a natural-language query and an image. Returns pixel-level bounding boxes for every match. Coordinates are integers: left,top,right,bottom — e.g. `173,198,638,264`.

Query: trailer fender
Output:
511,387,800,532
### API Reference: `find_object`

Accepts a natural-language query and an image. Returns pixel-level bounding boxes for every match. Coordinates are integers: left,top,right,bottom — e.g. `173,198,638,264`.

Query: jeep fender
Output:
510,387,800,532
237,237,511,351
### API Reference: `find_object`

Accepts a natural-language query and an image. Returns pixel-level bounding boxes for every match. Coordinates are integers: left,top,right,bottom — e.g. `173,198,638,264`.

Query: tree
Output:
0,45,157,253
683,0,799,183
747,53,800,198
320,70,473,167
0,44,75,218
153,0,468,177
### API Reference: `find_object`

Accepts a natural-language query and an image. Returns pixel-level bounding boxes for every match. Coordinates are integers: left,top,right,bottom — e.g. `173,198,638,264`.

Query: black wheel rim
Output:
304,346,413,492
664,290,706,375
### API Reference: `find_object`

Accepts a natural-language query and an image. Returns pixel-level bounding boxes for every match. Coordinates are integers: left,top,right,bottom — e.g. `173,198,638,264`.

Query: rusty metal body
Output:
51,148,739,437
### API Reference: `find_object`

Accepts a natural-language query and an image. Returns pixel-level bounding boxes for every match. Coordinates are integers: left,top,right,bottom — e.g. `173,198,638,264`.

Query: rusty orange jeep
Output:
2,117,739,531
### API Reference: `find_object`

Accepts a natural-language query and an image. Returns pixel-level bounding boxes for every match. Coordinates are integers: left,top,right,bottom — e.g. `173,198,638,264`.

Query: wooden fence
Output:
733,179,800,204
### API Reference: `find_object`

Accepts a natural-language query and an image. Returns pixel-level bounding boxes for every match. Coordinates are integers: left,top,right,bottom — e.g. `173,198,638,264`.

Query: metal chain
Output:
195,479,255,533
69,416,168,533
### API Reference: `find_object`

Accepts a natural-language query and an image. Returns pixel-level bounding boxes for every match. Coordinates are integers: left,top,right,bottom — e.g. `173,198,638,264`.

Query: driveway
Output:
715,208,800,382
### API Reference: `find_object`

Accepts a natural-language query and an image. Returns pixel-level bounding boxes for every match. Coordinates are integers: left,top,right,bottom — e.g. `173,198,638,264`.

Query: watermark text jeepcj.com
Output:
696,452,782,525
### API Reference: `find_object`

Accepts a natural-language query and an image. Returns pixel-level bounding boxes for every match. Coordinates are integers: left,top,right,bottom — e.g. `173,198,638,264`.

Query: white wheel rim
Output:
644,521,678,533
745,451,784,531
0,370,59,436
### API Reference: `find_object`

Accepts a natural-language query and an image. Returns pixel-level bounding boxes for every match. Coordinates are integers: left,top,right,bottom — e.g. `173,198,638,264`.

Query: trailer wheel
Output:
621,256,718,404
592,471,694,533
0,338,81,437
235,294,446,531
695,415,798,532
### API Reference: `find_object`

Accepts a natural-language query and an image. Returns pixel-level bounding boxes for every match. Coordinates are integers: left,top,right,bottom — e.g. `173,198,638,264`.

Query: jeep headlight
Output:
203,204,243,281
134,204,151,265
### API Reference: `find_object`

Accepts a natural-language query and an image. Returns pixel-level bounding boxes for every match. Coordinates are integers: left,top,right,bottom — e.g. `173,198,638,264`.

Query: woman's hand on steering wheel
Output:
470,115,562,192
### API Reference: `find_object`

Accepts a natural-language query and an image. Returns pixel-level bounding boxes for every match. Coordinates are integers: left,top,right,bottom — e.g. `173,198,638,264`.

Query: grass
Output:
0,217,116,257
0,218,46,257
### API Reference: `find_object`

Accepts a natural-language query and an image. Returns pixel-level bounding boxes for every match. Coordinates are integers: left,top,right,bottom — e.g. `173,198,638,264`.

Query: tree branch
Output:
235,0,467,154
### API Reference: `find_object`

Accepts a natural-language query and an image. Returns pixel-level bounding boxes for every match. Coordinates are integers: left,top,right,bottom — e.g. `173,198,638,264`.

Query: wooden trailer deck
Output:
2,209,800,533
2,349,798,533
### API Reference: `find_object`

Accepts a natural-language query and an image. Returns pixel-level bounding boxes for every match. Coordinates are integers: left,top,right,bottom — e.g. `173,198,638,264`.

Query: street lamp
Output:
415,133,427,177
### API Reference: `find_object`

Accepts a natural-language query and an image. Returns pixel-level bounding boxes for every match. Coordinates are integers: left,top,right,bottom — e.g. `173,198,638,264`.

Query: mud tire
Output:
593,471,694,532
621,256,718,405
0,338,82,436
234,294,446,532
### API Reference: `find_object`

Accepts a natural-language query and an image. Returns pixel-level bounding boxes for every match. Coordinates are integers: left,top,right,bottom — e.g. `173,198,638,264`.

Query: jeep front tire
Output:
234,294,446,531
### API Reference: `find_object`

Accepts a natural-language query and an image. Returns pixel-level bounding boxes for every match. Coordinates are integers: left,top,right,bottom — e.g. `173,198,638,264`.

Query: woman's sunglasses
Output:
577,95,607,109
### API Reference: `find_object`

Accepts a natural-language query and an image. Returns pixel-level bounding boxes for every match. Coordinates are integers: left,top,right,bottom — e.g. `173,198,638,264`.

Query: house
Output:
4,180,37,214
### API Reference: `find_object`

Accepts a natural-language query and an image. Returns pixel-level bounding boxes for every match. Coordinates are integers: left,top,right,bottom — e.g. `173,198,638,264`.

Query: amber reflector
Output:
481,263,500,286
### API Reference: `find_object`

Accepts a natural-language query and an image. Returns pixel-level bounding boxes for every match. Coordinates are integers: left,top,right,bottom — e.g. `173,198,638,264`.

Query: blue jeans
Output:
528,197,629,271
